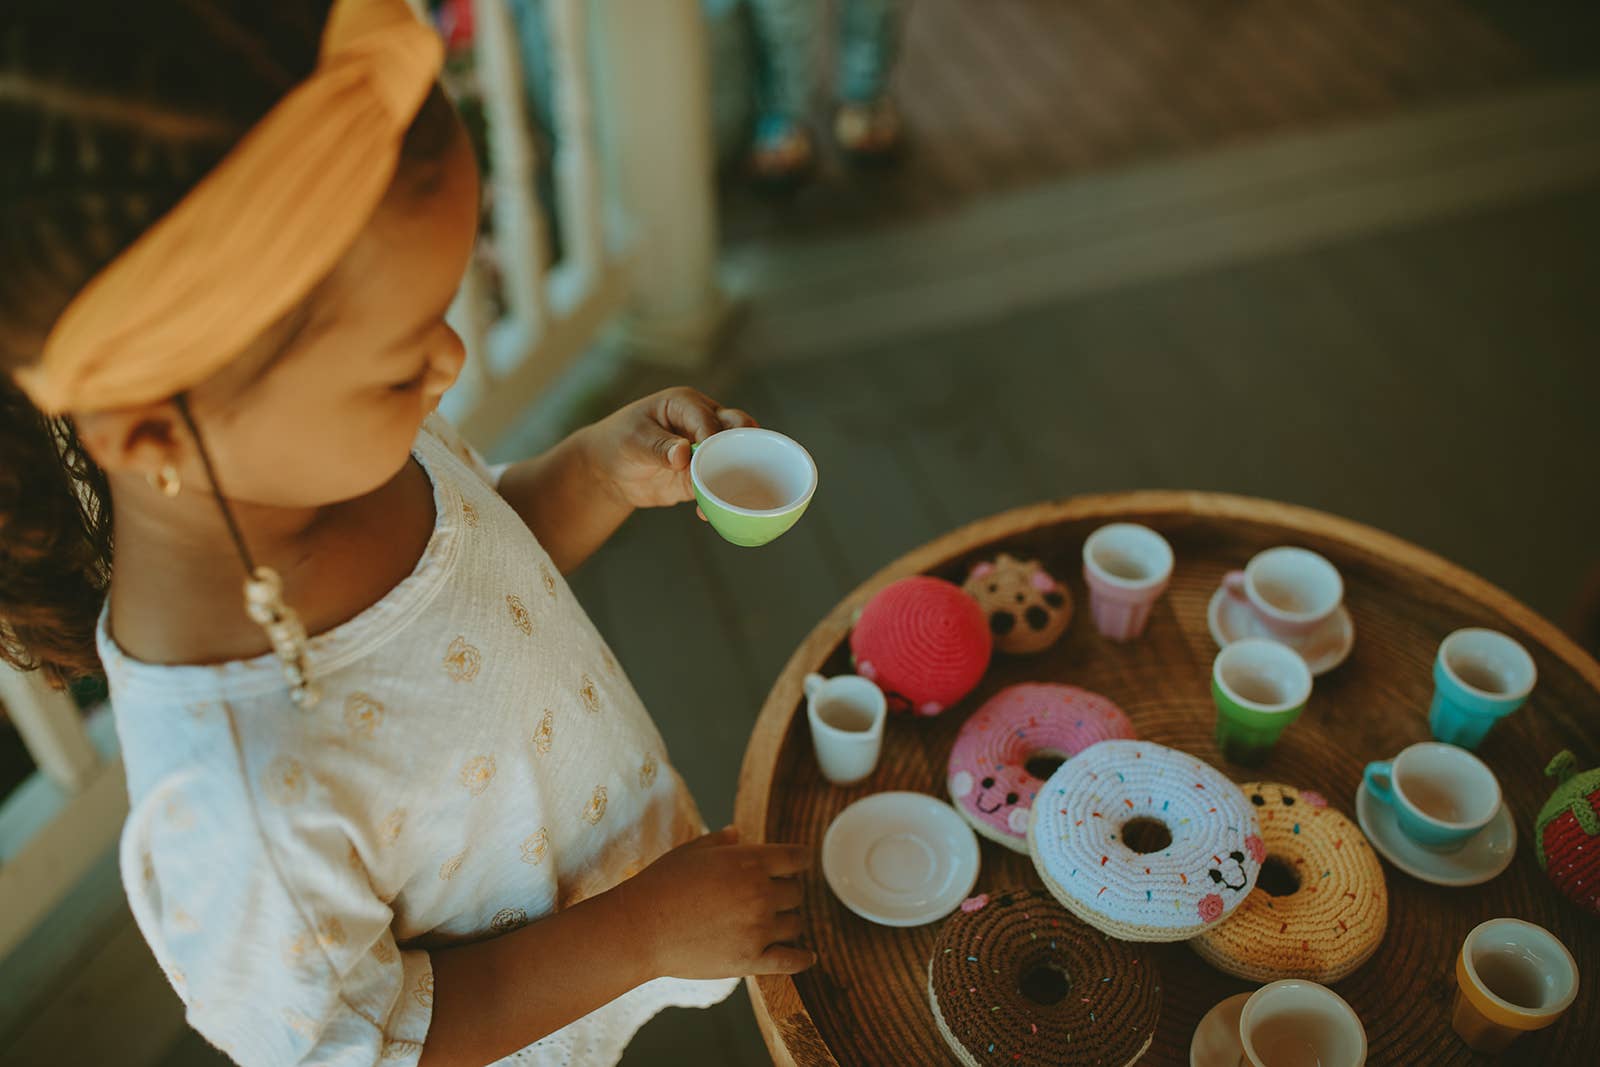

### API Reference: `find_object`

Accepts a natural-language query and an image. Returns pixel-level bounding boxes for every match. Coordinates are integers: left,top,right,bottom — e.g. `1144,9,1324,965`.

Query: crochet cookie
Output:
962,554,1072,655
948,684,1135,853
850,576,992,716
1028,739,1261,942
927,887,1161,1067
1190,782,1387,983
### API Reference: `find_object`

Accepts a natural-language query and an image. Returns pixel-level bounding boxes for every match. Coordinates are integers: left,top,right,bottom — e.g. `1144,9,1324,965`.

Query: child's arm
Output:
417,828,811,1066
496,388,755,573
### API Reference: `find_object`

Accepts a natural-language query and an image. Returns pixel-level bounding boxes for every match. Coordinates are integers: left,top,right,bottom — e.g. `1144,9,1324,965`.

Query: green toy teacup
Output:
690,428,817,547
1212,638,1313,767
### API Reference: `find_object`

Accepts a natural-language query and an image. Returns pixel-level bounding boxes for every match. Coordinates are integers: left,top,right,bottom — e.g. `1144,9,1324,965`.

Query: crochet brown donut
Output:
1190,782,1388,983
927,886,1161,1067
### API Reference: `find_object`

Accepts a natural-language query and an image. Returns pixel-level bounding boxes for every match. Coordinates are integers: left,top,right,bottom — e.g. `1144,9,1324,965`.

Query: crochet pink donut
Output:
948,684,1136,852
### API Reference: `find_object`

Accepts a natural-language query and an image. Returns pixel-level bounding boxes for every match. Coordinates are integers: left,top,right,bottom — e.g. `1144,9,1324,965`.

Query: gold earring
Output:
148,465,182,497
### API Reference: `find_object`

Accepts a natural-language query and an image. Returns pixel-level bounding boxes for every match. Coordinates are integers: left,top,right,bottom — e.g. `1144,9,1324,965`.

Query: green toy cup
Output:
690,428,817,547
1212,638,1313,767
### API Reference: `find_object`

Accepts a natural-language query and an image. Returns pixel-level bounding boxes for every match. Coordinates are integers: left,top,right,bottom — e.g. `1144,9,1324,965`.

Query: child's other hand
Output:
619,826,814,980
583,388,757,510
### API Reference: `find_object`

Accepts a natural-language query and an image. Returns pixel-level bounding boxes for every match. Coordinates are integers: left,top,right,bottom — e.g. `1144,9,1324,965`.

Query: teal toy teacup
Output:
690,428,817,547
1364,741,1501,852
1211,638,1313,767
1429,628,1537,751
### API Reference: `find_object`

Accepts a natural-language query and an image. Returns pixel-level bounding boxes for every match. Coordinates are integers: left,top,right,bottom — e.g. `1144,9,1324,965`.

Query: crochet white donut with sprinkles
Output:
1027,739,1263,942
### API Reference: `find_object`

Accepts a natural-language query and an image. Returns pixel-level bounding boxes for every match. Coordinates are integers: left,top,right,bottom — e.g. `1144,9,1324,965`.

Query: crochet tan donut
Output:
926,886,1161,1067
1190,782,1388,983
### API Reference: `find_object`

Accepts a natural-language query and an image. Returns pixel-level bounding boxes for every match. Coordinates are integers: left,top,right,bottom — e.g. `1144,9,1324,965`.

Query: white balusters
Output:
472,0,550,333
547,0,603,288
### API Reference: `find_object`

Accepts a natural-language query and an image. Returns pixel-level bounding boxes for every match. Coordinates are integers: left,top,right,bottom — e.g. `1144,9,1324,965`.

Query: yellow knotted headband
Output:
15,0,444,415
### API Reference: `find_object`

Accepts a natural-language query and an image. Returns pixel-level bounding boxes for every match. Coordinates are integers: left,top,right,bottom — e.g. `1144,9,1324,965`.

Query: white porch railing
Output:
442,0,726,446
1,0,722,994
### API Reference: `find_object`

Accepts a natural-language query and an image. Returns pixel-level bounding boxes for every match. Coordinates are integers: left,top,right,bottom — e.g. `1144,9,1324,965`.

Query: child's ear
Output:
74,404,187,481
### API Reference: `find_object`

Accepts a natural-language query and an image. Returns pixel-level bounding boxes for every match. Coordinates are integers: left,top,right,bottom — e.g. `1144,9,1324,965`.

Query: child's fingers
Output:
759,843,812,877
755,944,816,974
769,876,804,912
651,432,692,471
662,390,725,444
717,407,758,429
770,911,805,943
686,825,739,850
696,506,707,522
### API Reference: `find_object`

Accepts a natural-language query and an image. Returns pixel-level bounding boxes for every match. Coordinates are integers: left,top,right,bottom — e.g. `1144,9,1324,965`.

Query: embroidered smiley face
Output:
950,769,1032,836
1208,850,1249,891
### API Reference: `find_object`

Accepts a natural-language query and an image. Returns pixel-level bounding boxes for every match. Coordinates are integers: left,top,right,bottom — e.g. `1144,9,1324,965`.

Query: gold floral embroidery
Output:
581,785,608,826
459,755,496,796
381,1039,417,1061
171,907,200,934
490,907,528,934
166,966,187,993
283,932,313,968
163,794,195,830
284,1010,317,1038
578,675,600,714
540,561,557,599
506,594,532,636
438,847,468,881
601,646,619,675
371,939,396,965
263,755,307,805
443,635,482,683
520,828,550,865
380,808,407,845
462,500,479,528
141,850,155,885
639,753,659,790
345,692,385,737
316,916,346,949
412,973,435,1009
531,709,554,755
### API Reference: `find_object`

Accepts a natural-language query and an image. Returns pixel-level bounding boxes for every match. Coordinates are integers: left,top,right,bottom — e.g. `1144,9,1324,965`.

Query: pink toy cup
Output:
1082,523,1174,641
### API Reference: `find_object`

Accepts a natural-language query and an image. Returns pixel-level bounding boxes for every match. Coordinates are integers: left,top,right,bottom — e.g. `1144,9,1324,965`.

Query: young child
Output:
0,2,812,1065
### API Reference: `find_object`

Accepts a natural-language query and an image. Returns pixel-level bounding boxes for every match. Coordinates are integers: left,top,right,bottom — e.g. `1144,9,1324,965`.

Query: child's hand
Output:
581,388,757,510
619,826,814,980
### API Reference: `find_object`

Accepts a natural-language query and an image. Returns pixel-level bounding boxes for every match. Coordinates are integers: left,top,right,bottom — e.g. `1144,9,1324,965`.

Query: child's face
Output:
183,90,481,508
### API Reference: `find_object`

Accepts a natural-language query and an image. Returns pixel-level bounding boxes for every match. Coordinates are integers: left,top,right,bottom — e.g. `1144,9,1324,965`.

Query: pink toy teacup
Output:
1224,547,1344,641
1082,523,1174,641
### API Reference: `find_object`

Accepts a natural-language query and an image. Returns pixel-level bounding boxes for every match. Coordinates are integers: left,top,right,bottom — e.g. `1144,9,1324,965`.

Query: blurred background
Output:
3,1,1598,1063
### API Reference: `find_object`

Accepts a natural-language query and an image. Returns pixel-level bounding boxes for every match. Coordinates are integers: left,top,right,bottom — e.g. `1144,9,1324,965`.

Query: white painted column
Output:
592,0,729,367
0,667,97,793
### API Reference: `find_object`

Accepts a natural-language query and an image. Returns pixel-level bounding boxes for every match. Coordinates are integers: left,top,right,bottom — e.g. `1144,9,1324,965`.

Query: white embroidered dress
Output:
101,416,734,1066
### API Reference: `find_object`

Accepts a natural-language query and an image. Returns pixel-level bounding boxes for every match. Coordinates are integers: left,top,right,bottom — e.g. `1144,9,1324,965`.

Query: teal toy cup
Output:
1211,638,1312,767
1429,628,1537,751
1364,741,1501,852
689,428,817,547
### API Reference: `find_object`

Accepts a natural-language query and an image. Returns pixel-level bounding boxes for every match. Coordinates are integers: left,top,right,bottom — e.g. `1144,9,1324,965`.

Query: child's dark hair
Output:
0,1,336,684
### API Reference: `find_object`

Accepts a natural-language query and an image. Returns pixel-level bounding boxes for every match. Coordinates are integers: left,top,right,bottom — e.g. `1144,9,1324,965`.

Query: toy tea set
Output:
688,433,1590,1064
802,526,1586,1066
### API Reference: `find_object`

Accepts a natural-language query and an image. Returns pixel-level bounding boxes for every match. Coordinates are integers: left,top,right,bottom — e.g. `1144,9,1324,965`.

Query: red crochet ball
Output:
850,576,992,717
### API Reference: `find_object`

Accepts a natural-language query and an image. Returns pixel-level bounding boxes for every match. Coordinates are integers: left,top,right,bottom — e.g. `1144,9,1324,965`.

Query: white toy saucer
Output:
821,792,980,927
1355,785,1516,887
